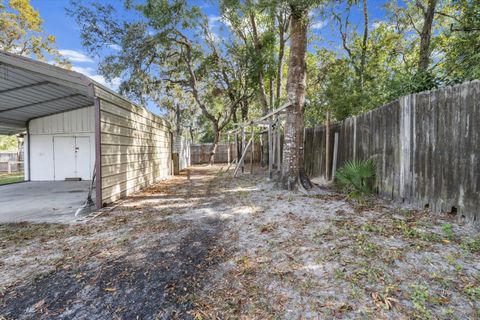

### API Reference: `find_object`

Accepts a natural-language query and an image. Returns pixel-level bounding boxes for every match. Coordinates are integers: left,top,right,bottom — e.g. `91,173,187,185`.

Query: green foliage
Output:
335,159,375,196
441,223,454,240
460,236,480,253
0,172,23,185
0,135,18,151
410,284,433,319
442,0,480,81
0,0,69,65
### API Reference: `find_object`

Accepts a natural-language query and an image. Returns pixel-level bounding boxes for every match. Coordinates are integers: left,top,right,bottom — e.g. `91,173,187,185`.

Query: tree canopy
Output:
68,0,479,136
0,0,69,65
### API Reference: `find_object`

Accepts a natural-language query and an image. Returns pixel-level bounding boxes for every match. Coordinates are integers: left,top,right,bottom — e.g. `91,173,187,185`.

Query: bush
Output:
335,159,376,196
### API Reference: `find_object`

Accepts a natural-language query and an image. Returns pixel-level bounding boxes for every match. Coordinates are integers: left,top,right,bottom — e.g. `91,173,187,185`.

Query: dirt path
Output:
0,165,234,319
1,164,479,319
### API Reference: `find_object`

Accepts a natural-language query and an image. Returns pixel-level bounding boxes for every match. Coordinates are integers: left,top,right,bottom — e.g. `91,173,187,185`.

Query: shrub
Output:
335,159,376,196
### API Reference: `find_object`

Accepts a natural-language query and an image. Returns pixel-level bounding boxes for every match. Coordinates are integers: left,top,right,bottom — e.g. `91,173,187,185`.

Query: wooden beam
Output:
233,138,253,178
226,102,290,134
252,102,291,125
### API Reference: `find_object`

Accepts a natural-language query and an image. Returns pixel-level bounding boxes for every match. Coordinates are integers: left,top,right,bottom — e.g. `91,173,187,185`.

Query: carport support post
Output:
94,95,103,210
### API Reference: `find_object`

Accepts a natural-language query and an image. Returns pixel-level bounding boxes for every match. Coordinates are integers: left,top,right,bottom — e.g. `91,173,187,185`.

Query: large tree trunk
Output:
359,0,368,90
281,5,311,190
418,0,437,71
209,123,220,165
276,20,286,104
175,103,182,136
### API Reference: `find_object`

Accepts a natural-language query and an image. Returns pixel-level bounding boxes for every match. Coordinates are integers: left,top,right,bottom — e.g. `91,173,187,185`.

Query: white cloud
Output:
208,15,222,24
71,66,121,91
311,19,328,30
59,49,94,63
372,21,395,31
109,44,122,51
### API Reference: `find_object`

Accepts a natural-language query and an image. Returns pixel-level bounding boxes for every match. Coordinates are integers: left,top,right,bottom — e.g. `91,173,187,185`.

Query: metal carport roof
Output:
0,50,96,135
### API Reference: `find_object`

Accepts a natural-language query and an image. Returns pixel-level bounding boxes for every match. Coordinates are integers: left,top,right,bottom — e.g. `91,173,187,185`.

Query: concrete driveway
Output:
0,181,93,224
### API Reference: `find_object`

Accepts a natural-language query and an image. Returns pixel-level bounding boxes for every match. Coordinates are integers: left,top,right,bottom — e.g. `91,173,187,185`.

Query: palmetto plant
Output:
335,159,376,196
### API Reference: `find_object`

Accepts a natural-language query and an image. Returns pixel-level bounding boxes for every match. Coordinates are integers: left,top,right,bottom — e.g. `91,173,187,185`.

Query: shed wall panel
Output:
96,87,172,206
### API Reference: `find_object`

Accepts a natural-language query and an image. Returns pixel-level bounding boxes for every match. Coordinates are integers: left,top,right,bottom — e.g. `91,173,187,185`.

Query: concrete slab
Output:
0,181,94,224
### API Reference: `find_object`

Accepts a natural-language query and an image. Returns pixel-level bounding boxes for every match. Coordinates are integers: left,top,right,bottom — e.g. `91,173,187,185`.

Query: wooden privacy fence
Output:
0,152,23,173
304,80,480,224
191,143,261,164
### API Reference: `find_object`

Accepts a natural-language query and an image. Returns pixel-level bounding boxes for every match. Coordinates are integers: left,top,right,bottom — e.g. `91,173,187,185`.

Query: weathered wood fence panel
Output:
304,80,480,224
191,143,261,164
0,152,24,172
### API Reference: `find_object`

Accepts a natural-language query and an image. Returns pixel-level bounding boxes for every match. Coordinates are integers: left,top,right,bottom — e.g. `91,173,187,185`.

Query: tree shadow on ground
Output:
1,217,227,320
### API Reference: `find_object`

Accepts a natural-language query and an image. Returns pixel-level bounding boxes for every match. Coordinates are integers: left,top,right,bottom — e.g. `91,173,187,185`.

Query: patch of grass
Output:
410,284,433,319
361,222,384,234
0,172,23,185
312,227,333,244
358,242,380,257
460,237,480,253
333,268,346,280
441,223,454,240
394,220,441,242
464,285,480,301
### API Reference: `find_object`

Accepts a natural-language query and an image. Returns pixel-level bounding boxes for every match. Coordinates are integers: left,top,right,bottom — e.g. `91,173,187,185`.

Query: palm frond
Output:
334,159,376,195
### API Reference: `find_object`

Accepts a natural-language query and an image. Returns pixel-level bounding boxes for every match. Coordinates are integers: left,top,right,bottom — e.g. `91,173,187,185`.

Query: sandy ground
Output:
0,164,479,319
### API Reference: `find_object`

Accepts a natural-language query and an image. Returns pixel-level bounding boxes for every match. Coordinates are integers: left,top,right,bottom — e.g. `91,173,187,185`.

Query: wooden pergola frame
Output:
226,102,291,178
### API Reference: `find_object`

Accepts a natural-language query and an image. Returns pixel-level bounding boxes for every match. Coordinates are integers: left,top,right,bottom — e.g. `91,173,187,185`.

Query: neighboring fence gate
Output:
304,80,480,224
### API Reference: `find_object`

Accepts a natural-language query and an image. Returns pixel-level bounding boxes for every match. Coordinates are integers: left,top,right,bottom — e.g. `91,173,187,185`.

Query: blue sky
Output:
30,0,390,113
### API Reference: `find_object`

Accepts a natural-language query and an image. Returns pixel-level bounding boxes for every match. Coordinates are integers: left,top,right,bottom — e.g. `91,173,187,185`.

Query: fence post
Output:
332,132,339,181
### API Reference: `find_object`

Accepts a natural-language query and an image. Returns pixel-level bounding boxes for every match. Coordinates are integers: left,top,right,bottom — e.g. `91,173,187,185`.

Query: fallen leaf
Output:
33,299,45,310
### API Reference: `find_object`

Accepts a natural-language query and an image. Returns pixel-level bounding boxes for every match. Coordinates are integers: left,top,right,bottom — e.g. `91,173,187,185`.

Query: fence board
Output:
304,81,480,224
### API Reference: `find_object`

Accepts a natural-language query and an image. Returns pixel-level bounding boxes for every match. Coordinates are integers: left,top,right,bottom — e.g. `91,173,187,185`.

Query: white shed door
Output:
75,137,91,180
54,136,91,180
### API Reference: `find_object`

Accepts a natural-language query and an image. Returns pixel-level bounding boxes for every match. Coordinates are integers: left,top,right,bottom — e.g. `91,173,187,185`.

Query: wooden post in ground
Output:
325,110,331,180
276,117,281,174
250,125,254,174
227,133,231,164
332,132,339,181
259,133,264,167
268,118,273,179
234,132,238,163
241,127,246,173
272,124,277,170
